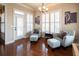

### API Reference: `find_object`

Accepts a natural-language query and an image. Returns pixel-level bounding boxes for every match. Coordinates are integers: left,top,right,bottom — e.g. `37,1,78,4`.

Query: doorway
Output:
13,10,24,41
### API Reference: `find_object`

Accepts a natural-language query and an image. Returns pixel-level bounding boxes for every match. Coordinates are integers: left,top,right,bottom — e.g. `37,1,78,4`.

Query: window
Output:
45,13,49,33
1,13,5,32
41,10,60,33
41,13,49,33
50,11,60,33
42,14,45,32
26,13,33,33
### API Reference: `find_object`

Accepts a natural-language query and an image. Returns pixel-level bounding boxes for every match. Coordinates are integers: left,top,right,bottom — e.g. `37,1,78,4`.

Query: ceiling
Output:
23,3,59,11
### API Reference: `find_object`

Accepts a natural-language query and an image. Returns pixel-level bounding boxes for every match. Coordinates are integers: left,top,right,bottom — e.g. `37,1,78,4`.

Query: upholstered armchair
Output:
30,34,39,41
60,31,76,47
30,29,41,41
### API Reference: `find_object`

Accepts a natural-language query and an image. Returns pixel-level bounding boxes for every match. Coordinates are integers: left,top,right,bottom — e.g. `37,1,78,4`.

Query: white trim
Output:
17,3,34,11
14,10,24,15
5,4,8,45
5,40,15,45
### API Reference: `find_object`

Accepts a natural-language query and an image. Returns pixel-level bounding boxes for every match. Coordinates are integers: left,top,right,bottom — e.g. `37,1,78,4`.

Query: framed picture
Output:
65,11,77,24
65,11,71,24
70,13,77,23
35,16,40,24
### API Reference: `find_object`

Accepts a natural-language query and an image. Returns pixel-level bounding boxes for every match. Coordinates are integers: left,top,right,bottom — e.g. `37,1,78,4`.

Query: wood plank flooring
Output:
0,38,73,56
0,43,5,56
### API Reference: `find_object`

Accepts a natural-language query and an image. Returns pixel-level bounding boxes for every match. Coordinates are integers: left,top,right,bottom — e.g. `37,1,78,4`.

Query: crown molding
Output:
17,3,34,11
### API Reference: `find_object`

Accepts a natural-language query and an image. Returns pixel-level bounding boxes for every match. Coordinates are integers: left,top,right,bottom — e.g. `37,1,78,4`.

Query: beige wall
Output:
5,3,79,44
34,3,79,38
5,3,34,44
54,4,79,39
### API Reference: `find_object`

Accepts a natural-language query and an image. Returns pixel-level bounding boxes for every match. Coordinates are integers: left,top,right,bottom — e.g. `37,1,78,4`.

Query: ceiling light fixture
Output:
38,3,48,13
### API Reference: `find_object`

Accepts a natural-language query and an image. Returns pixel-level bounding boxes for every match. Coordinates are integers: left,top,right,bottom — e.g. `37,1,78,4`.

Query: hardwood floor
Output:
0,43,5,56
2,38,73,56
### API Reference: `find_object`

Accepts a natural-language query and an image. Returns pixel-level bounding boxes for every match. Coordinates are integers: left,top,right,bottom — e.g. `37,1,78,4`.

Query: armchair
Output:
60,31,75,47
30,29,40,41
30,34,39,41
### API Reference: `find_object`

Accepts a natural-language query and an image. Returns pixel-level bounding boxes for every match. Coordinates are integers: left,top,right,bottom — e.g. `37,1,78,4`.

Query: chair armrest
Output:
65,35,74,39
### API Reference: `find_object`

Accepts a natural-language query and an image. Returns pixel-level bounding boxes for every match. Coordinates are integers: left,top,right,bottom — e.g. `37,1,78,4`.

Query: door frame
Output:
13,9,24,41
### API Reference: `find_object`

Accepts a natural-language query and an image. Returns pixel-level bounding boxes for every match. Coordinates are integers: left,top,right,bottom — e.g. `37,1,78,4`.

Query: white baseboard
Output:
5,35,27,45
5,40,15,45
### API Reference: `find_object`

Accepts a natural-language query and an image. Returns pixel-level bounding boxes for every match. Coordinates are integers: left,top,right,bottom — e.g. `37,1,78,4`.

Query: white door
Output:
13,13,24,40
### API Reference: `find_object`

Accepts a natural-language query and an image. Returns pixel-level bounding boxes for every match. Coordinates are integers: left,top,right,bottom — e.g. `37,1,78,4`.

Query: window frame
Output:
26,13,33,33
41,10,60,33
